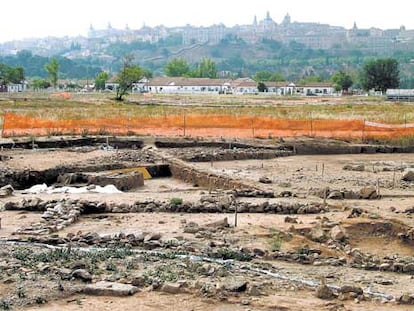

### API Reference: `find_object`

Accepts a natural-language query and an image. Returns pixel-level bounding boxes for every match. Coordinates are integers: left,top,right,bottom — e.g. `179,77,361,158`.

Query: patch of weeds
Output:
270,233,282,251
105,261,118,272
143,265,178,283
126,260,136,270
13,247,32,261
209,248,252,262
80,128,89,137
0,300,11,310
170,197,183,206
96,128,109,136
35,296,47,305
296,247,311,255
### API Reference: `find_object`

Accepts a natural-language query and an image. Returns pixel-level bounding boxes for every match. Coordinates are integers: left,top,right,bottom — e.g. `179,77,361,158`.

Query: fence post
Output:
1,110,6,138
362,119,365,143
310,112,313,137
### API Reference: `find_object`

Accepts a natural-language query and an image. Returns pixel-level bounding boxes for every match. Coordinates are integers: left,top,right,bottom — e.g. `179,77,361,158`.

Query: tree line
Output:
1,53,401,97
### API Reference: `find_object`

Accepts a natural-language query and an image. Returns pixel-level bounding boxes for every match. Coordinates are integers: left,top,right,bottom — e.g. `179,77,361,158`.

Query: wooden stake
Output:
234,204,238,227
393,170,396,188
376,179,380,197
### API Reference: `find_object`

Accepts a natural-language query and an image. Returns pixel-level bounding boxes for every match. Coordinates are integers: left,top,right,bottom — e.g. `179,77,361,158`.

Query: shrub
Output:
170,197,183,206
270,233,282,251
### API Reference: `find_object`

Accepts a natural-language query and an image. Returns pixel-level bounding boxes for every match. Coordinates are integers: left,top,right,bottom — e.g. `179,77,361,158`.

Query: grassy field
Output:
1,92,414,127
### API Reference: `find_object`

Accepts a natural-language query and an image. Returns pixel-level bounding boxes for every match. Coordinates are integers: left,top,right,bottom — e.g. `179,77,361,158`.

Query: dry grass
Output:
1,93,414,129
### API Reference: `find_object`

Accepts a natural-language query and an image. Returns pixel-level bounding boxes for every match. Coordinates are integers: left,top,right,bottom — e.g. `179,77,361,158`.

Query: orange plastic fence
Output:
3,112,414,139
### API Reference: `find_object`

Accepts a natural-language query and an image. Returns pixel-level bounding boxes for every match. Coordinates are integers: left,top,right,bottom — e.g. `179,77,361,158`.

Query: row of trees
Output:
164,58,218,78
252,59,400,93
163,57,400,93
3,55,399,98
331,58,399,93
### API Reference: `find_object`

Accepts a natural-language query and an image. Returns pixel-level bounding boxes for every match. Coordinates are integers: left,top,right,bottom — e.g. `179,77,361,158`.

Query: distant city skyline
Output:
1,0,412,43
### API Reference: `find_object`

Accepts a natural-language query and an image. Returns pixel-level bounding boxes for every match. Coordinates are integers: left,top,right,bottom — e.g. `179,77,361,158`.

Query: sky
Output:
1,0,412,43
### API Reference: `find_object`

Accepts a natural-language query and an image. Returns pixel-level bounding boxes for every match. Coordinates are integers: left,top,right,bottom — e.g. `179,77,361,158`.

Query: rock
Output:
403,263,414,274
70,261,87,270
220,279,248,292
343,164,364,172
205,217,229,228
0,184,14,197
359,187,378,199
71,269,92,282
160,282,184,294
279,190,293,197
398,293,414,305
284,216,298,224
330,225,347,241
83,281,138,296
327,190,343,200
402,171,414,182
3,277,15,284
348,207,364,218
131,275,146,287
248,285,262,296
144,233,162,242
183,222,200,234
339,285,363,295
343,190,360,200
87,171,144,191
309,225,326,242
259,177,272,184
315,285,334,299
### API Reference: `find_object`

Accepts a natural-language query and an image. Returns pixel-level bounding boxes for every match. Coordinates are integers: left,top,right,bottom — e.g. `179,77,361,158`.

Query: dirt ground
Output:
2,144,414,310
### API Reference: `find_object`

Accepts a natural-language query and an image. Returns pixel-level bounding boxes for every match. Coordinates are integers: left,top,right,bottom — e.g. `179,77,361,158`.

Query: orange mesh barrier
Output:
50,92,72,100
3,112,414,139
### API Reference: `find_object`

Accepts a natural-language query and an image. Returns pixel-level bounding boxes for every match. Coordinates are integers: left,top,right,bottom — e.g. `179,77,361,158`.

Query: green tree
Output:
115,57,144,101
44,57,60,89
257,82,268,92
253,70,272,82
95,71,110,90
31,78,51,90
331,71,353,92
0,64,25,85
192,58,217,78
253,70,285,82
164,58,190,77
0,63,9,86
360,58,400,93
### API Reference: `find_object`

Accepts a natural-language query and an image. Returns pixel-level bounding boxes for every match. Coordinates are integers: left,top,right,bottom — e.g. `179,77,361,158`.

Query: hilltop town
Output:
1,12,414,58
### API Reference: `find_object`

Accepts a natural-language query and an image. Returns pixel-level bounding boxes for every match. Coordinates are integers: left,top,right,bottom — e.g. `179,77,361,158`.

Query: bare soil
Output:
1,142,414,310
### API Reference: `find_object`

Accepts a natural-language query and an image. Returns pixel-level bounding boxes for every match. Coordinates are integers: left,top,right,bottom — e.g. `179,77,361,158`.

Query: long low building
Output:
386,89,414,100
139,77,334,96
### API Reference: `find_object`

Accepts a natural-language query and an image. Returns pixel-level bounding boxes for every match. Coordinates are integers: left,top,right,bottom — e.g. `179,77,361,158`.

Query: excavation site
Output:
1,135,414,311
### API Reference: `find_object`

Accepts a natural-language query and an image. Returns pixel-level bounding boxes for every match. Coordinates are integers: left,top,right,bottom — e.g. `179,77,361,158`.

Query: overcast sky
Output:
0,0,411,43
